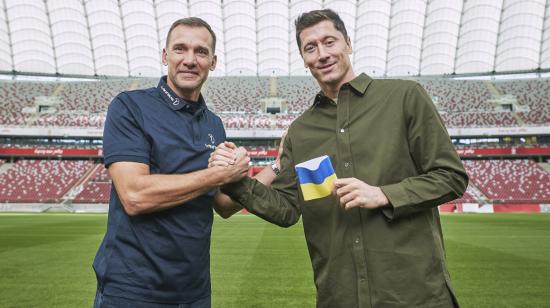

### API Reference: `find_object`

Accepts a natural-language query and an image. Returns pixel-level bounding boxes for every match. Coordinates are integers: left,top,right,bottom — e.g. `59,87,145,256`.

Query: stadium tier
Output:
1,77,550,129
0,158,549,206
220,113,295,129
0,160,94,203
57,80,135,113
463,160,550,203
275,77,320,113
72,182,111,203
204,77,269,113
440,112,519,127
0,77,548,210
73,166,111,204
494,79,550,125
0,81,57,126
418,79,494,112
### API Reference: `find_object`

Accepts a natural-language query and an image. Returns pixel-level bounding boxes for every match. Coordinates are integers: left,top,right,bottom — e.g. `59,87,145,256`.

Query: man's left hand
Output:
333,178,389,210
209,142,238,167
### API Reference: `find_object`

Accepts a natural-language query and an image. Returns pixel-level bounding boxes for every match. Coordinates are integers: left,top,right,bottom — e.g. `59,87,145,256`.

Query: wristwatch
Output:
270,161,281,175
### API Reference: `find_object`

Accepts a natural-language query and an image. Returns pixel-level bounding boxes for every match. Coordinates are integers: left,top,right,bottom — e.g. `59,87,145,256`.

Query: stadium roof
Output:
0,0,549,78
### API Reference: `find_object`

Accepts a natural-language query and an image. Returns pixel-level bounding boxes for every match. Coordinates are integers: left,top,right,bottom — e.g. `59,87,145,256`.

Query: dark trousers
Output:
93,287,211,308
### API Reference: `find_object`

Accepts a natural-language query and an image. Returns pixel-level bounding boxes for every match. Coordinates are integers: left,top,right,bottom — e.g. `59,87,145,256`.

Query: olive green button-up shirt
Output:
223,73,468,308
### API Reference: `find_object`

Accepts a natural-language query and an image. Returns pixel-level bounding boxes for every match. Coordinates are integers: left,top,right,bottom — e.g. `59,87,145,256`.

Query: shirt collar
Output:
157,76,207,114
348,73,373,95
312,73,373,107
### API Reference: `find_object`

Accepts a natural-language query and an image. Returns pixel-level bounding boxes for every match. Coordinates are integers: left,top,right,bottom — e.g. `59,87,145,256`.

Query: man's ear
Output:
346,37,352,54
162,48,168,66
210,55,217,71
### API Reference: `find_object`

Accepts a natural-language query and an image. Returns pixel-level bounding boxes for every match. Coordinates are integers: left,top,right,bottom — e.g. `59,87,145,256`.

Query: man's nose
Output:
181,52,197,66
318,46,330,61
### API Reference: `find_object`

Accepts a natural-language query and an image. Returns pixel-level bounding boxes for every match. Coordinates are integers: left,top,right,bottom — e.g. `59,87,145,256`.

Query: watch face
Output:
271,162,280,175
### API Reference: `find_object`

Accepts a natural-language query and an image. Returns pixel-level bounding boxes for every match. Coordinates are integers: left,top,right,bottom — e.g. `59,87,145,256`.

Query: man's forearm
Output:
213,163,278,218
221,177,301,228
115,166,231,216
213,191,242,218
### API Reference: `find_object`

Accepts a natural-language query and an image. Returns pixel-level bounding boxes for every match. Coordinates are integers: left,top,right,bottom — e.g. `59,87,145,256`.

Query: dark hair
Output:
165,17,216,53
294,9,349,52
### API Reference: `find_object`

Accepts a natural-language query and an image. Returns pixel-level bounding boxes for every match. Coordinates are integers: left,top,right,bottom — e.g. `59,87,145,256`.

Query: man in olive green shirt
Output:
213,9,468,308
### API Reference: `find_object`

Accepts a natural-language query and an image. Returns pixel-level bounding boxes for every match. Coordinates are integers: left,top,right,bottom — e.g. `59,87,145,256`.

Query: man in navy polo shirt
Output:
92,18,251,307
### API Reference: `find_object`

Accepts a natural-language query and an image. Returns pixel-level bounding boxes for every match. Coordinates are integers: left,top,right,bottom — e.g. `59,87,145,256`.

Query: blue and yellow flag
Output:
295,155,337,201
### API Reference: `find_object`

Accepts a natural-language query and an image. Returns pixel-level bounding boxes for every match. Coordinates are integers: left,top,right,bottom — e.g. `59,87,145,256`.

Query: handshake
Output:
208,141,251,185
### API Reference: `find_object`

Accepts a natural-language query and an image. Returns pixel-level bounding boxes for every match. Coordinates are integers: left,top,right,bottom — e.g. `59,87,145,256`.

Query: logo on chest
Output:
204,133,216,150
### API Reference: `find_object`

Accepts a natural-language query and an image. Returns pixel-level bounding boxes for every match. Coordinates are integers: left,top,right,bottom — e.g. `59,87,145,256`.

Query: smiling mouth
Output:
318,63,335,71
178,72,199,79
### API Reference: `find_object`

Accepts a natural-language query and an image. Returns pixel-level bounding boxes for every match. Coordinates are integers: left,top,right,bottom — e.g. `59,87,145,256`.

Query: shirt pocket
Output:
300,195,339,221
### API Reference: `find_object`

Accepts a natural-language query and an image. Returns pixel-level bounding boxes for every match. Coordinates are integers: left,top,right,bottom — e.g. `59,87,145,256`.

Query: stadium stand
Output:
204,77,269,113
1,77,550,129
419,79,523,127
0,160,94,203
220,112,273,129
440,112,519,127
73,165,111,204
57,80,134,113
275,77,319,113
418,79,494,112
73,182,111,204
463,159,550,203
0,77,549,210
220,113,296,129
31,80,134,128
0,157,548,208
494,79,550,125
0,81,57,126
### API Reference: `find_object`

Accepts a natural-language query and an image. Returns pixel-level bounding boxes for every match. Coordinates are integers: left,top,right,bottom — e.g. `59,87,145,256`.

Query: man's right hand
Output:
209,142,250,184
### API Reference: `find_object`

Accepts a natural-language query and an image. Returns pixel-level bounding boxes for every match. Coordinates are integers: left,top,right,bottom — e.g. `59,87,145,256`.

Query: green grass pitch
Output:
0,213,549,307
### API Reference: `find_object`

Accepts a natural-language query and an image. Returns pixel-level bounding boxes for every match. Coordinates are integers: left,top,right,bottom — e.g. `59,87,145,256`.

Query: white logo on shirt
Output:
205,133,216,150
160,85,180,106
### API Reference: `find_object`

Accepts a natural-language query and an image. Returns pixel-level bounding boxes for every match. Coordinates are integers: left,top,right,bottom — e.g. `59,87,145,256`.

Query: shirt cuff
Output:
221,177,253,206
104,154,149,167
380,182,410,221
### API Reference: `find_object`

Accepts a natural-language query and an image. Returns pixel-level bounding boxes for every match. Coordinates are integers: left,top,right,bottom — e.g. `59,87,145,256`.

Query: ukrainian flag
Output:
295,155,337,201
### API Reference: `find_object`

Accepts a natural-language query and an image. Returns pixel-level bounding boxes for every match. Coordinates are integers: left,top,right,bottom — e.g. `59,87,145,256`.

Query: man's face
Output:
162,25,217,101
299,20,353,90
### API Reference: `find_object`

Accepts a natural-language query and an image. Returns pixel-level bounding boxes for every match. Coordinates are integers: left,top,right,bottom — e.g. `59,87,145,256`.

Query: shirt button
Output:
345,162,350,168
360,278,366,283
354,238,360,244
340,128,345,133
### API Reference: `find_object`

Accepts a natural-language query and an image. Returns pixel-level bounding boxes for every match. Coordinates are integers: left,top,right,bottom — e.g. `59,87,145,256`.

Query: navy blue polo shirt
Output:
93,76,225,303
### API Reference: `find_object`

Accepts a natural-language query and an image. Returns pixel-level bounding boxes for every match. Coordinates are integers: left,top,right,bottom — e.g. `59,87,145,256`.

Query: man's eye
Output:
304,46,315,53
326,40,335,46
